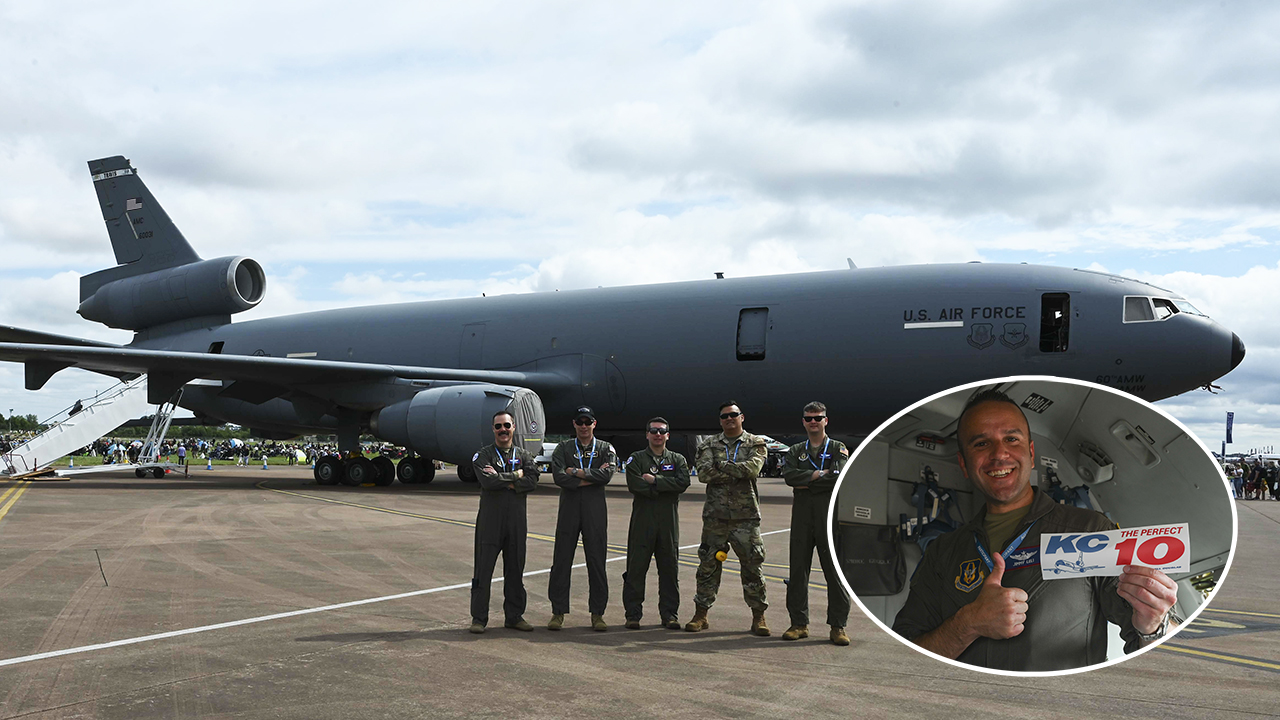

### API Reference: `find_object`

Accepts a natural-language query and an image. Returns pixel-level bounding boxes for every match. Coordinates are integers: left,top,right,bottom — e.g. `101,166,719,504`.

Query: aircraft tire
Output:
397,457,435,485
315,456,342,486
457,463,477,483
343,457,375,486
151,467,165,479
372,456,395,486
135,468,146,478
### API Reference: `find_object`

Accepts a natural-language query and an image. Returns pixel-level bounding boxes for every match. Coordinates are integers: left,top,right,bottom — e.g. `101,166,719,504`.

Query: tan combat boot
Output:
591,614,608,631
830,626,850,646
781,625,808,641
468,621,485,634
751,609,771,637
547,614,565,631
684,605,710,632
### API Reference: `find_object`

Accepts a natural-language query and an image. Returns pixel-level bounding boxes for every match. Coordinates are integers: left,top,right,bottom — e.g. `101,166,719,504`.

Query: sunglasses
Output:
574,418,594,426
647,427,670,435
803,416,826,423
494,422,513,430
719,412,742,420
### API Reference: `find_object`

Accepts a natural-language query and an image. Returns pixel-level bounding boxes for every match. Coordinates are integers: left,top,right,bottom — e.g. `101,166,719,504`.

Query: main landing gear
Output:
312,453,436,487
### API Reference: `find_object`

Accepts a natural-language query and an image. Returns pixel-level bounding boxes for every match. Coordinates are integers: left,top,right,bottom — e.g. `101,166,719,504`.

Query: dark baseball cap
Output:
575,406,595,421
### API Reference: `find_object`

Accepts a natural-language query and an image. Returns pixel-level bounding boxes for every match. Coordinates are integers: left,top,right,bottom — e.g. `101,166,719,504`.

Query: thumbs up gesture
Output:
966,553,1029,640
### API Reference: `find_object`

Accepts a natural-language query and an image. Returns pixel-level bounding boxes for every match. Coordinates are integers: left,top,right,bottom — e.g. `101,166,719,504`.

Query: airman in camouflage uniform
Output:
469,410,540,634
781,401,852,645
685,401,771,636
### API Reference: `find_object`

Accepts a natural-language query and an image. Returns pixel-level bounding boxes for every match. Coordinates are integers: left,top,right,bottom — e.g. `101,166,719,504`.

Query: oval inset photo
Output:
828,376,1236,676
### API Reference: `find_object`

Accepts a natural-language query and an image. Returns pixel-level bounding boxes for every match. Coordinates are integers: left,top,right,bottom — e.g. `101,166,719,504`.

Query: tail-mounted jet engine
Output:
77,255,266,331
369,384,545,475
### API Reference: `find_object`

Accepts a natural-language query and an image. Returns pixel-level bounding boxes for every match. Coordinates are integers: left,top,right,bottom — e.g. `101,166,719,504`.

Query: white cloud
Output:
1,1,1279,443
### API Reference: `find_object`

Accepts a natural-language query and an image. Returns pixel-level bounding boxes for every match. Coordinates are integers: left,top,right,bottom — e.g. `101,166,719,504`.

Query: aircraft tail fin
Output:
82,156,201,299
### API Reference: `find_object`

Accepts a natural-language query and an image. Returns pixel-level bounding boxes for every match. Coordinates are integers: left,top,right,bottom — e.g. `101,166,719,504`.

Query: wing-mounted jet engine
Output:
370,384,545,483
77,156,266,333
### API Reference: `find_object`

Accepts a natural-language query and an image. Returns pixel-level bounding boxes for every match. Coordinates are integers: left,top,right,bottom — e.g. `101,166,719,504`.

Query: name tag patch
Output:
1004,545,1040,570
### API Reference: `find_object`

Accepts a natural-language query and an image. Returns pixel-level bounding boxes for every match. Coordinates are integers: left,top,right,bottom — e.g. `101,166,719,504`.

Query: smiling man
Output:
891,389,1180,671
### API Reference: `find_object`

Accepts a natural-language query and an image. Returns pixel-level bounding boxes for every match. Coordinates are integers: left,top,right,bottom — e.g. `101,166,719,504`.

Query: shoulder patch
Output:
472,452,480,461
955,559,985,592
624,456,632,466
839,447,849,456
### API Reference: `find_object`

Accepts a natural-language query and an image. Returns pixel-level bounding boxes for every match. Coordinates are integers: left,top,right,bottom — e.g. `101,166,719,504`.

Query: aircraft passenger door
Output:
737,308,769,361
1039,293,1070,352
460,323,486,368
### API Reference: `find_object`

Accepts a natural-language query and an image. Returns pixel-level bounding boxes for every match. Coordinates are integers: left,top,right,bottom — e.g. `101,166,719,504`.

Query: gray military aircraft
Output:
0,156,1247,486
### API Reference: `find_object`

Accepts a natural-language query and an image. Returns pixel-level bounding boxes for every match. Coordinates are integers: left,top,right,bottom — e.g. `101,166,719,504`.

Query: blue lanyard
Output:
807,438,830,471
496,447,514,473
576,440,596,470
724,437,741,462
974,520,1037,573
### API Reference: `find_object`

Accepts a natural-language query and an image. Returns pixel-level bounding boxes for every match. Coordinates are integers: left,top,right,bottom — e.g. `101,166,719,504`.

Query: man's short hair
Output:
646,416,670,431
719,400,741,412
956,388,1029,438
803,401,826,415
492,410,514,422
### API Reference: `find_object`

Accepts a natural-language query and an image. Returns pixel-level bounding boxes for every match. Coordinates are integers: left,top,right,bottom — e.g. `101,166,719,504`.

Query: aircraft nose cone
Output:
1232,333,1246,370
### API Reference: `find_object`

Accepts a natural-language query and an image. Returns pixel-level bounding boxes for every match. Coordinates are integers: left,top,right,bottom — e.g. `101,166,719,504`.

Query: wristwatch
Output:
1135,613,1169,643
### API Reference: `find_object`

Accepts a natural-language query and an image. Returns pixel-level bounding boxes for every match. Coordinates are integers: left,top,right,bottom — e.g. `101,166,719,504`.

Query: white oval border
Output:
824,374,1240,678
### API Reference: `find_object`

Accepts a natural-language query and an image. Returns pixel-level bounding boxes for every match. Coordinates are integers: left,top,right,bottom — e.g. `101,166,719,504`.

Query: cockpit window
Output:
1125,295,1206,323
1152,298,1178,320
1124,296,1155,322
1173,299,1206,316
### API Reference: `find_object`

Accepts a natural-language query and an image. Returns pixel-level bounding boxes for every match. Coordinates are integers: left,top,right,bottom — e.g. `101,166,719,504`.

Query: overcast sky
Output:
0,1,1276,452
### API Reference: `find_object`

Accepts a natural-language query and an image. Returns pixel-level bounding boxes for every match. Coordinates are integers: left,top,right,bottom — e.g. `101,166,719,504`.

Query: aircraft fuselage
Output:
144,262,1241,438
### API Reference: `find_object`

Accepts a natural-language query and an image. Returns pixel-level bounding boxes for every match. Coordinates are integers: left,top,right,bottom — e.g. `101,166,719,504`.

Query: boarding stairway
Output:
2,376,152,475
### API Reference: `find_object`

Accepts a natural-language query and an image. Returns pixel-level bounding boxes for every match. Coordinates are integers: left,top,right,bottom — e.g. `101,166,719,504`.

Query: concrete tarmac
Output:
0,466,1276,719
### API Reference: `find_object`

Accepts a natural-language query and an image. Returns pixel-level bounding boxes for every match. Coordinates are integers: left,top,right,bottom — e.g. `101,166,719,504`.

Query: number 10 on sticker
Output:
1040,523,1190,579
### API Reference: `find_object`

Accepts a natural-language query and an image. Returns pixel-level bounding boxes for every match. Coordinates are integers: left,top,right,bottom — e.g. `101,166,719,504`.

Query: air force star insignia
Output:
955,558,985,592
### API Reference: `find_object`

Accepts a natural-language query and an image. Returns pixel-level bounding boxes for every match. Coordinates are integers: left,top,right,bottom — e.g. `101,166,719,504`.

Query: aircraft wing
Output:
0,326,121,347
0,327,136,381
0,342,570,402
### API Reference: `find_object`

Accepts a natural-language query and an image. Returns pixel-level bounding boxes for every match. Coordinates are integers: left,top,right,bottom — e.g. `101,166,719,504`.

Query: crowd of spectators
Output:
72,437,412,467
1224,459,1279,500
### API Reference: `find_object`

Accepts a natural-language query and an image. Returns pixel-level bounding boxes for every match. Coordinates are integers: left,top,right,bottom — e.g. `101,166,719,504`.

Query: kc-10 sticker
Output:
1040,523,1190,579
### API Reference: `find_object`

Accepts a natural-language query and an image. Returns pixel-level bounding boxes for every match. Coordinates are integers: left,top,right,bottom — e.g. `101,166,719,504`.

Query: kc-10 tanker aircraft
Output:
0,156,1247,486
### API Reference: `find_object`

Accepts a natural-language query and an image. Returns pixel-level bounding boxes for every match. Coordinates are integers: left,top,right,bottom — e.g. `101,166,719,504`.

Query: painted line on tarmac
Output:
257,482,819,580
1202,607,1280,620
1158,644,1280,672
0,547,668,669
263,481,819,584
0,502,798,668
0,481,30,526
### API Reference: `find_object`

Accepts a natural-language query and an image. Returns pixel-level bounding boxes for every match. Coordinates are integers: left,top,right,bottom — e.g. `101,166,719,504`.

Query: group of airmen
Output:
467,400,853,646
